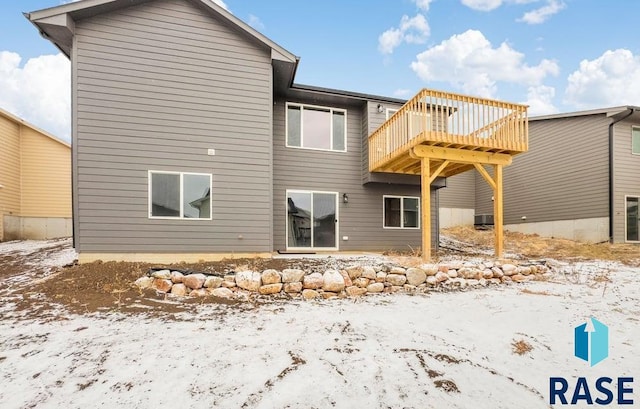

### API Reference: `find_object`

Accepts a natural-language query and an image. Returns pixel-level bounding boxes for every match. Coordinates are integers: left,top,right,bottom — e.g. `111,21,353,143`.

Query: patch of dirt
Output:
1,244,358,317
511,339,534,355
442,226,640,265
0,239,70,292
434,379,460,393
13,259,246,317
432,353,460,364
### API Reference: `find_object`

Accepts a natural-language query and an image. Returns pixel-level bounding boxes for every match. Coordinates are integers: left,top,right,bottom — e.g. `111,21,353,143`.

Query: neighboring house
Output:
438,172,476,228
0,108,72,241
27,0,526,262
448,107,640,243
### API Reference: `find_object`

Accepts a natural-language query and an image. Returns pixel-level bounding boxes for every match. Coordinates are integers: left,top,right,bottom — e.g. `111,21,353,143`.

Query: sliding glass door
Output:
286,191,338,250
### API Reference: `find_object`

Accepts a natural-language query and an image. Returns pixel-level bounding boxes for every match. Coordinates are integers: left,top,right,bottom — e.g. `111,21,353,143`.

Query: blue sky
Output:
2,0,640,141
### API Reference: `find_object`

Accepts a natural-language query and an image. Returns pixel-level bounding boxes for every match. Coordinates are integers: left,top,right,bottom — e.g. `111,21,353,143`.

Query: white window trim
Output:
625,195,640,243
285,189,339,251
383,195,421,230
148,170,212,220
632,126,640,156
285,102,347,153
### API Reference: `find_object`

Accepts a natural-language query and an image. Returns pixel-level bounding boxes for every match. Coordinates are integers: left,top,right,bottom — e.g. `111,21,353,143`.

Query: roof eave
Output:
26,0,297,64
530,106,640,121
0,108,71,148
290,83,408,104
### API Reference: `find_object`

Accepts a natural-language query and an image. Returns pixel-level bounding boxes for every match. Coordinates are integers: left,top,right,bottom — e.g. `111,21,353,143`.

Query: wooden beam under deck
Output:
412,145,513,166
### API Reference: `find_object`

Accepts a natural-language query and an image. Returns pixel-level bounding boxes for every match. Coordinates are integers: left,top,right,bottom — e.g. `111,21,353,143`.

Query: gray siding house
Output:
27,0,441,262
450,107,640,243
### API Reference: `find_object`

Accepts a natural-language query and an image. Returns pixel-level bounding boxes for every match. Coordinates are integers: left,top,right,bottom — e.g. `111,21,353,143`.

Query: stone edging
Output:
134,261,550,300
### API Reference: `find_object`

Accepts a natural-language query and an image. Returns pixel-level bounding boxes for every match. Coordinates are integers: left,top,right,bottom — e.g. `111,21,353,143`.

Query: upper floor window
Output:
149,171,212,220
633,127,640,155
286,103,346,152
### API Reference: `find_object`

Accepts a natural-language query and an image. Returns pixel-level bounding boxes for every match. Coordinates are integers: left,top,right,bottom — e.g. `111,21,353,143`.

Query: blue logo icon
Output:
574,317,608,367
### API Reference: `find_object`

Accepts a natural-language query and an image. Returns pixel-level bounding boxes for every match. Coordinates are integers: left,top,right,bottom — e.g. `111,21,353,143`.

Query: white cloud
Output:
413,0,433,11
523,85,557,115
461,0,564,23
565,49,640,109
378,14,430,54
0,51,70,140
410,29,559,98
461,0,503,11
379,29,403,55
517,0,565,24
248,14,264,30
461,0,536,12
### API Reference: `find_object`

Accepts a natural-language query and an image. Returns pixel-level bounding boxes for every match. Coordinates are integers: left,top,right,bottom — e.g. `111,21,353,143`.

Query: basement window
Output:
383,195,420,229
286,103,346,152
149,171,212,219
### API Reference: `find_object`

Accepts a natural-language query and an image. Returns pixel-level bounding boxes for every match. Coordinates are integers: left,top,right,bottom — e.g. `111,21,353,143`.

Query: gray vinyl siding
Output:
362,101,420,185
273,97,437,252
439,172,475,209
475,115,610,224
612,119,640,242
73,0,273,252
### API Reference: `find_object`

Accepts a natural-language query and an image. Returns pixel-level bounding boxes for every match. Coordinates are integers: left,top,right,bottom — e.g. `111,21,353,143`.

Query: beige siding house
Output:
0,108,72,240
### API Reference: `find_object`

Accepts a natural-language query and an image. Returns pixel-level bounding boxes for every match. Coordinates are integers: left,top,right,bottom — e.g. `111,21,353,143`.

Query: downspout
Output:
608,108,635,242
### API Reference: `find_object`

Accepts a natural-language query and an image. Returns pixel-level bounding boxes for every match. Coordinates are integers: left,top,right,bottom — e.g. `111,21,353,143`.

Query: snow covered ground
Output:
0,243,639,408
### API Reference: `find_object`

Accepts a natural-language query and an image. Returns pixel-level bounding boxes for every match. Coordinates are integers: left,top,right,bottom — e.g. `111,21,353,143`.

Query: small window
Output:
286,103,347,152
383,195,420,229
633,127,640,155
149,171,212,219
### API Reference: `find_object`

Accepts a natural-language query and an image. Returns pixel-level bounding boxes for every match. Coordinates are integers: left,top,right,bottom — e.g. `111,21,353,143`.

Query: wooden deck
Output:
368,89,529,259
369,89,528,177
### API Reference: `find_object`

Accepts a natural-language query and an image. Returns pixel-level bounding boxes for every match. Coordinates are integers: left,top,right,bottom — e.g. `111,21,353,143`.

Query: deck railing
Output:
369,89,528,172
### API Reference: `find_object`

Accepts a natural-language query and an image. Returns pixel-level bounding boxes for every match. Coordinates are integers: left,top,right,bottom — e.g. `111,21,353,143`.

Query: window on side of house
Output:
632,127,640,155
149,171,212,219
286,103,347,152
383,195,420,229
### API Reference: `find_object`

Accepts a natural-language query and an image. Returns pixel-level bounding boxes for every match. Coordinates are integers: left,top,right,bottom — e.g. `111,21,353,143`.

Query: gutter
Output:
608,107,636,242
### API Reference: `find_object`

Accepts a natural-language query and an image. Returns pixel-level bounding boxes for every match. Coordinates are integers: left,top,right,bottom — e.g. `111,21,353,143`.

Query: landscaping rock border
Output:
135,260,551,300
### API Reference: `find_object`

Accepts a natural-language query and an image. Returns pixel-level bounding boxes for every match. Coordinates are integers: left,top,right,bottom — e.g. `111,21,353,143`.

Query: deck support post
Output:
421,158,431,261
493,164,504,258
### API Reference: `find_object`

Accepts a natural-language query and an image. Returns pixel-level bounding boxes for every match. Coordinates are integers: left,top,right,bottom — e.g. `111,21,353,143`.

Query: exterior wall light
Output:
377,103,384,113
343,193,349,204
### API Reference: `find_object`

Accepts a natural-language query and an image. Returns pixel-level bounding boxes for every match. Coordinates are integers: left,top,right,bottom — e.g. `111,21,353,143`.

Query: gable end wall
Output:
73,0,273,253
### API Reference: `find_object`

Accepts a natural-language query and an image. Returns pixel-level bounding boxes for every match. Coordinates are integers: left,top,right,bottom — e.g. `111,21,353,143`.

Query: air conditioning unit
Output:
474,214,494,229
